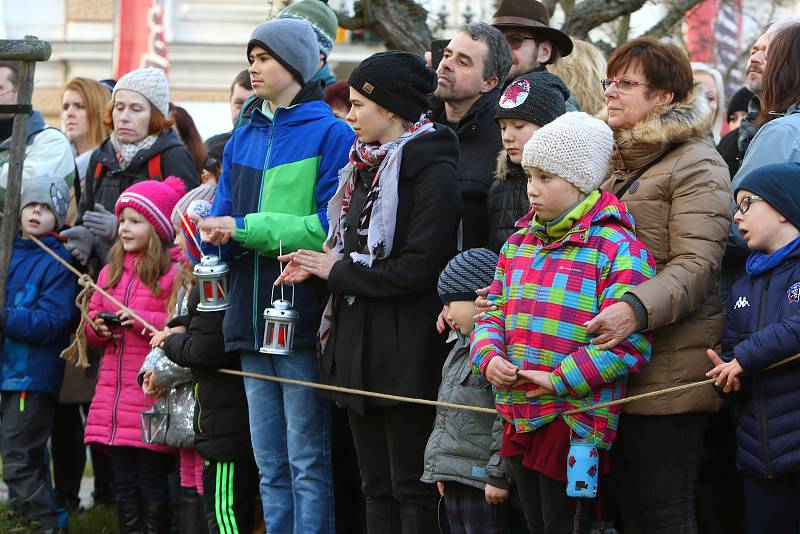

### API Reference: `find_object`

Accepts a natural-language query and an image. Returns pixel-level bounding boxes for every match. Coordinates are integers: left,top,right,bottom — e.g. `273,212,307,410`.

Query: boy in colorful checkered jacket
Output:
471,112,656,528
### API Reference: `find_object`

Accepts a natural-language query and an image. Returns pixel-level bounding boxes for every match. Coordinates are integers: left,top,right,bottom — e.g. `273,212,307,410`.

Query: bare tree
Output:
337,0,432,55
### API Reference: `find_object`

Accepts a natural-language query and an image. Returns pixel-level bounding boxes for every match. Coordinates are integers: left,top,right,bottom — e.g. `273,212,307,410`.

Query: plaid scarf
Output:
110,133,158,170
327,117,434,267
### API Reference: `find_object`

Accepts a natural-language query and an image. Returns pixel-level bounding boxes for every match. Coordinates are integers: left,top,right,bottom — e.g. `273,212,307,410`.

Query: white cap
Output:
522,112,614,194
113,67,170,117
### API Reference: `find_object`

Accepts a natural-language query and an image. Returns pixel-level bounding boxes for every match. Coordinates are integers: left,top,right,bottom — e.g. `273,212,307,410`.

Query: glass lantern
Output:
194,255,230,311
259,285,299,356
141,406,169,445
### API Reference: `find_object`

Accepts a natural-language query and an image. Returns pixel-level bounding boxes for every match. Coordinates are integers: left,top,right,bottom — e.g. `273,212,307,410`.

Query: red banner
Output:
113,0,169,80
684,0,717,63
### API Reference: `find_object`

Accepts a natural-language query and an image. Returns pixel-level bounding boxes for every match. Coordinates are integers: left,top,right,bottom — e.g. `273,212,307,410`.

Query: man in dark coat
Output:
429,22,512,250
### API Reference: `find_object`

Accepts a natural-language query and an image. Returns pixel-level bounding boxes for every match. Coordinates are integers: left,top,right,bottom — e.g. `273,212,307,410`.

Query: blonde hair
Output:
105,223,172,297
62,77,112,149
547,39,607,116
691,62,725,142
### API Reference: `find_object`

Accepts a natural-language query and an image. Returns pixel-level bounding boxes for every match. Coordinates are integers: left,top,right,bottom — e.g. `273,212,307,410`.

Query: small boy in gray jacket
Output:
422,248,511,532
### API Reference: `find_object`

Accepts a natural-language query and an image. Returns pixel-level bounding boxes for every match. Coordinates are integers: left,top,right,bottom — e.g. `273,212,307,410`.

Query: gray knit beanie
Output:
438,248,499,304
521,112,614,194
248,19,320,85
113,67,170,117
20,174,70,229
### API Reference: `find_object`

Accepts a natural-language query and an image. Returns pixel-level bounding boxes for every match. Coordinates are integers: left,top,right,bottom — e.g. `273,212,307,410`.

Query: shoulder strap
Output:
148,153,162,181
615,143,679,199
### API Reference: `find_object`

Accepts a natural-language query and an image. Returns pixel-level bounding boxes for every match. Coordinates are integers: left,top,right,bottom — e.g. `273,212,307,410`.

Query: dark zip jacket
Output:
722,247,800,477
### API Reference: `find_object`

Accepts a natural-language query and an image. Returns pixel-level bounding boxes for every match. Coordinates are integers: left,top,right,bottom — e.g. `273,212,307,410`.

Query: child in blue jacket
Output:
1,174,78,531
707,161,800,534
196,18,353,534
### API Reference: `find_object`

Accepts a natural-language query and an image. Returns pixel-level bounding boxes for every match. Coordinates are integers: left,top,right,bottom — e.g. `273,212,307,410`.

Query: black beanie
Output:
727,86,755,119
736,162,800,230
348,51,436,122
437,248,499,304
496,71,569,126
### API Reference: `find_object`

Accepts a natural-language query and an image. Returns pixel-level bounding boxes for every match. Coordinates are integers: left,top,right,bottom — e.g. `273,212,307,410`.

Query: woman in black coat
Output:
278,51,461,534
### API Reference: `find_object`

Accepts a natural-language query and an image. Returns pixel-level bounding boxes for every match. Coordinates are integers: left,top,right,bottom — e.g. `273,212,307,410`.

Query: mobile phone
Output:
97,311,125,328
430,39,449,72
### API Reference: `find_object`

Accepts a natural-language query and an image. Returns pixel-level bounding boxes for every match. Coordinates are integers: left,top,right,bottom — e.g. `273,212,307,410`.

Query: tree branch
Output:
643,0,704,38
562,0,648,39
543,0,559,17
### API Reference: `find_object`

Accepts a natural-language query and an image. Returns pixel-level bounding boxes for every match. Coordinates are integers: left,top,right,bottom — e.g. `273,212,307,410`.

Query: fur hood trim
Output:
612,84,712,147
495,150,527,182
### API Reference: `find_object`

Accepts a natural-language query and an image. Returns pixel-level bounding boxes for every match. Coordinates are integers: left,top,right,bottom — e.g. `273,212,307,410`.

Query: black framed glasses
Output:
601,78,649,93
504,34,538,50
734,195,763,215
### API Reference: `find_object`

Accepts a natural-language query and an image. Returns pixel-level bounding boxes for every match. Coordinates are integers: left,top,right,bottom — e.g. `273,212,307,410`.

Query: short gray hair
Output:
463,22,512,83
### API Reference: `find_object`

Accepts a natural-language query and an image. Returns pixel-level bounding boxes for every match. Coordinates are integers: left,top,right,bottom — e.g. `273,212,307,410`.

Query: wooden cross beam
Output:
0,36,52,310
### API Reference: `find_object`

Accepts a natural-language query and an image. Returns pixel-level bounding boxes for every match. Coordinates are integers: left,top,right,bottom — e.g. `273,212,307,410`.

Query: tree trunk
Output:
337,0,432,55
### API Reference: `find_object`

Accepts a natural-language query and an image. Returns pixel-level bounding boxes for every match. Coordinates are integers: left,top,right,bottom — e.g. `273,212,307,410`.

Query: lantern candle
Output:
194,255,231,311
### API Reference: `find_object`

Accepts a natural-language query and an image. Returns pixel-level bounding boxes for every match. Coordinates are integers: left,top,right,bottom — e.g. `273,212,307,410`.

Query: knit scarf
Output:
326,116,434,267
318,117,434,356
110,132,158,170
746,236,800,276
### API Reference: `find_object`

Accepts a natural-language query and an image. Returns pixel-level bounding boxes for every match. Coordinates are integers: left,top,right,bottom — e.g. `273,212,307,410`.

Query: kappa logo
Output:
733,296,750,310
788,282,800,303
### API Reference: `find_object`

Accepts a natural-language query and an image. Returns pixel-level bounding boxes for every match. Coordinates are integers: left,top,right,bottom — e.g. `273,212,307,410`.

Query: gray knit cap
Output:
113,67,170,117
20,174,70,229
247,18,320,85
438,248,499,304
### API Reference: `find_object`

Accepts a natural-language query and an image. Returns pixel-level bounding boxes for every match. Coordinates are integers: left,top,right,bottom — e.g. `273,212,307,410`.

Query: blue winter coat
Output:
205,80,353,352
1,234,79,397
722,247,800,477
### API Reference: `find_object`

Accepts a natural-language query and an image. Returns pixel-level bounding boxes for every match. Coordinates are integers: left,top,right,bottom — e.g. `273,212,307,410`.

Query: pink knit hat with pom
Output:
115,177,186,243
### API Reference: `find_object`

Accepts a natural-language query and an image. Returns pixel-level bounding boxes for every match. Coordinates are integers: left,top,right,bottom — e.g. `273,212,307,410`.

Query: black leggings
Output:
506,455,589,534
110,446,173,502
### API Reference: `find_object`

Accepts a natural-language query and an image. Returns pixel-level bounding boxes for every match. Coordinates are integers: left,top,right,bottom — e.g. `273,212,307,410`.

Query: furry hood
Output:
613,84,713,148
494,149,527,182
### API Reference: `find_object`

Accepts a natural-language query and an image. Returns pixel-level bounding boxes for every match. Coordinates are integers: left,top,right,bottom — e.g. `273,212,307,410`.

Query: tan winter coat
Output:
600,86,733,415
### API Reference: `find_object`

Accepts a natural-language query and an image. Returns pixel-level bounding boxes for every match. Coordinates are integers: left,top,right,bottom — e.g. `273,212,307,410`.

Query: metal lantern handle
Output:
271,283,295,306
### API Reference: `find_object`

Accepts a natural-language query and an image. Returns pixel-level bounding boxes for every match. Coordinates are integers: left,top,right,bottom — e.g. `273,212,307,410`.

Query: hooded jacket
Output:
600,85,732,415
429,88,502,250
206,81,354,352
80,128,199,220
0,111,75,215
320,125,461,414
83,253,178,454
1,234,79,397
472,191,655,450
487,152,529,253
722,247,800,478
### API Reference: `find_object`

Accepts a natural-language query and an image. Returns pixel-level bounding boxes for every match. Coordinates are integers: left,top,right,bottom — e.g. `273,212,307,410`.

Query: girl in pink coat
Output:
84,177,185,532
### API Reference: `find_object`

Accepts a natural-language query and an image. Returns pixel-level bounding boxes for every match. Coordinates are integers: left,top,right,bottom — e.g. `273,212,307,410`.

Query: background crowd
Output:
1,0,800,533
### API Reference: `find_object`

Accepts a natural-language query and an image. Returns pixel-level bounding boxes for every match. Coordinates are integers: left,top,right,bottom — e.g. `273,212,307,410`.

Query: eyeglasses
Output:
601,78,649,93
504,34,538,50
734,195,763,215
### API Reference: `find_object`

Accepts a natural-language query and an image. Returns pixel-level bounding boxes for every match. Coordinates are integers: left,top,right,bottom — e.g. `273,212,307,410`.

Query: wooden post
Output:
0,36,51,310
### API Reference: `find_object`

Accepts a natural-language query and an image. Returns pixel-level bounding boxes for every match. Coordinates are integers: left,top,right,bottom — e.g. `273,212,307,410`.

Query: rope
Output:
21,233,800,417
59,274,95,368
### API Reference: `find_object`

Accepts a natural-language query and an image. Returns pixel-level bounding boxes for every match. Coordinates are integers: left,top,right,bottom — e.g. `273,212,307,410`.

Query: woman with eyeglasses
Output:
586,37,733,533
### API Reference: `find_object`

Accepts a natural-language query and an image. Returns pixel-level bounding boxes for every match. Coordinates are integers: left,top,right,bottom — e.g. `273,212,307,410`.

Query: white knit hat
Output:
113,67,170,117
521,112,614,194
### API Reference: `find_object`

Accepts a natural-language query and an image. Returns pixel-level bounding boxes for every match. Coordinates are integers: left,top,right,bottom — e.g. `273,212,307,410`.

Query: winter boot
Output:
178,486,209,534
142,500,170,534
117,499,143,534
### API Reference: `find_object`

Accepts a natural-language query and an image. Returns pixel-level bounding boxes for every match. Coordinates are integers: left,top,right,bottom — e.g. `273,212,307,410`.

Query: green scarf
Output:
534,190,600,240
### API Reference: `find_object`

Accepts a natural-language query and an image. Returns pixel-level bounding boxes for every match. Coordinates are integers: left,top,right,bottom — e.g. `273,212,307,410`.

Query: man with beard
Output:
490,0,577,109
429,22,512,250
717,19,800,178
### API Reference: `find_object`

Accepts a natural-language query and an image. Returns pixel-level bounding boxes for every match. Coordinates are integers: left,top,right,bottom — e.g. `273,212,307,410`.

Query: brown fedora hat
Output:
491,0,573,57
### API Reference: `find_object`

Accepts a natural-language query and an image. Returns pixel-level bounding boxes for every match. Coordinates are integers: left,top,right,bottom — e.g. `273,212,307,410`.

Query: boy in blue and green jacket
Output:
198,18,353,534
